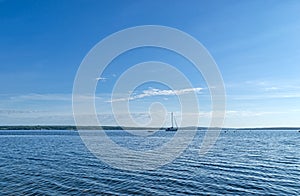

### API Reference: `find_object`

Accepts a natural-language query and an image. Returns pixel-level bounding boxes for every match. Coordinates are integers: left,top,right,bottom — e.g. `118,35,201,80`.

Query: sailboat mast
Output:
171,112,173,128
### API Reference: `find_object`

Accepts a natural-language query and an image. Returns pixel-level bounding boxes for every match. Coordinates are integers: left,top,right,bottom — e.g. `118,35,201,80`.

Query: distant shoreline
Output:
0,126,299,131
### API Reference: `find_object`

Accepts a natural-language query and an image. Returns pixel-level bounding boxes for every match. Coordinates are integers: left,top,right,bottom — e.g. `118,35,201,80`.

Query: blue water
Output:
0,130,299,195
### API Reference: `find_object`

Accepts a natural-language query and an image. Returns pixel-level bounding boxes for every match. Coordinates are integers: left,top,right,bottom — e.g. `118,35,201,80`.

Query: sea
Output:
0,129,299,195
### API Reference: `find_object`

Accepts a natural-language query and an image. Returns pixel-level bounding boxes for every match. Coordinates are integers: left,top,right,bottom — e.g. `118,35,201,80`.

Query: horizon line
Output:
0,125,299,130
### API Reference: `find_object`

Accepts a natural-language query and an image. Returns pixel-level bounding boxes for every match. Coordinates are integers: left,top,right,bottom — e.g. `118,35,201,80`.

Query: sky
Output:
1,0,300,128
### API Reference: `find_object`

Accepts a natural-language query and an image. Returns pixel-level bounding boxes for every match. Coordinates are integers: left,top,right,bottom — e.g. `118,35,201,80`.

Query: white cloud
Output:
7,93,107,102
96,77,106,81
10,93,71,101
109,87,203,102
264,87,280,91
232,93,300,100
225,110,287,117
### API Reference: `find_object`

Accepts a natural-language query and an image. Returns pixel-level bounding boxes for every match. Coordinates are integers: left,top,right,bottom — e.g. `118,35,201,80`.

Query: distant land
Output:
0,126,299,131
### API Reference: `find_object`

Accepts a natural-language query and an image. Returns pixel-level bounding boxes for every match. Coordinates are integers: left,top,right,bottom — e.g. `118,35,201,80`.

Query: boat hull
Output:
165,127,178,131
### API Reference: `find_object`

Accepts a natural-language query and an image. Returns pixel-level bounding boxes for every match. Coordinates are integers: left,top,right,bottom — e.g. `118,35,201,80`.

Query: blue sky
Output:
1,0,300,127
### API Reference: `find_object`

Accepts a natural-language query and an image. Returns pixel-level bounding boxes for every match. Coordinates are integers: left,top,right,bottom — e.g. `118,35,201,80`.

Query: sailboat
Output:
165,112,178,131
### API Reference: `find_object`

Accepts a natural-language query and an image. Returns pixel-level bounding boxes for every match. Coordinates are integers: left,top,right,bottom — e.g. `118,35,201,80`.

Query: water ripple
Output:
0,130,300,195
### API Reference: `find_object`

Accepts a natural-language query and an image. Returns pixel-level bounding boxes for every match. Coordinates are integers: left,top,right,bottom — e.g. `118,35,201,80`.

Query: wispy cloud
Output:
264,87,280,91
109,87,203,102
96,77,107,82
229,79,300,90
0,110,43,115
232,93,300,101
9,93,72,102
225,110,287,117
225,79,300,100
7,93,108,102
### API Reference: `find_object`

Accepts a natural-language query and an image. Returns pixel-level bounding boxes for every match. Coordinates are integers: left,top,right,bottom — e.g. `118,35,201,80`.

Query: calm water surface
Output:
0,130,299,195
